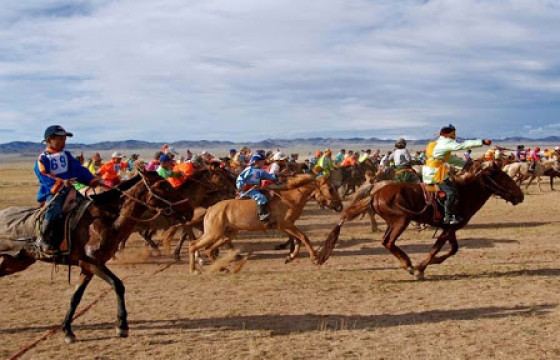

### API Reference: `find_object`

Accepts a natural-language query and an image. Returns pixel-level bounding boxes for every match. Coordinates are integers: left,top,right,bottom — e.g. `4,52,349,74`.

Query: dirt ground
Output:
1,161,559,360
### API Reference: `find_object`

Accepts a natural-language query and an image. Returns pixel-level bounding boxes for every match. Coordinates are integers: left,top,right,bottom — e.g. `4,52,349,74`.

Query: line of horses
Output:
0,153,547,343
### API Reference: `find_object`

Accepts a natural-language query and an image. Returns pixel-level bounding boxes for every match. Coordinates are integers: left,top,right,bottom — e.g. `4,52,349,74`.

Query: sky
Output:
1,0,560,144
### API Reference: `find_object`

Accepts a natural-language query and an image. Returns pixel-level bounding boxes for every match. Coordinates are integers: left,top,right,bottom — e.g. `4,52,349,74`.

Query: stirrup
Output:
443,215,462,225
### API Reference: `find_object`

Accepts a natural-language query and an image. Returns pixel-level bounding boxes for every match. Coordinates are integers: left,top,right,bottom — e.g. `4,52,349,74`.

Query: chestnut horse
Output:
317,165,524,279
188,174,342,273
0,170,194,343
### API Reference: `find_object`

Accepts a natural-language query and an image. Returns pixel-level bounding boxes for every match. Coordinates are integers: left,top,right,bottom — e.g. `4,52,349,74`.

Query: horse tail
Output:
341,183,375,222
316,183,374,265
316,220,344,265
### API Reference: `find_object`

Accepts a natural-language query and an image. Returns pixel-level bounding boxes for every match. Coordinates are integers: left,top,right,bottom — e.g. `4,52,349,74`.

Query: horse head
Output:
135,170,194,223
314,175,343,212
479,164,524,205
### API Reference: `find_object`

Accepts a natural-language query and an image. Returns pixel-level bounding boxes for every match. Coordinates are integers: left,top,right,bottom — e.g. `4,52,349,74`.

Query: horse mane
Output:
285,174,316,189
452,166,497,186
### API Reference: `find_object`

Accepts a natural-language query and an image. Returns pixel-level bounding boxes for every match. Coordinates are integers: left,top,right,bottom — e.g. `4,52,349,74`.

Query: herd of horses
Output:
0,152,556,343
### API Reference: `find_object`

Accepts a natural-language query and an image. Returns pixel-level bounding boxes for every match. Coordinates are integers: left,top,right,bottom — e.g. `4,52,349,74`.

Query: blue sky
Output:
1,0,560,144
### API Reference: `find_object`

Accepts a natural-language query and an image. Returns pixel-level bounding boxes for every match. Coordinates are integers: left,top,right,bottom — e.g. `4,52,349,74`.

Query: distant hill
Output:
1,136,558,154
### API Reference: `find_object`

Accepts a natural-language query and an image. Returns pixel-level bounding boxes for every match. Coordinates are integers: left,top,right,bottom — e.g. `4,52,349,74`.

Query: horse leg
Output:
81,262,129,337
174,226,195,261
414,229,454,280
142,229,159,250
382,220,413,274
281,224,317,264
0,253,36,276
369,212,379,232
189,233,220,274
274,236,295,251
62,270,93,343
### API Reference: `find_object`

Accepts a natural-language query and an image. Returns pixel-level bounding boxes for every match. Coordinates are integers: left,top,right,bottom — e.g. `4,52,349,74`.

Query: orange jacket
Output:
167,162,195,188
340,156,357,167
98,160,128,181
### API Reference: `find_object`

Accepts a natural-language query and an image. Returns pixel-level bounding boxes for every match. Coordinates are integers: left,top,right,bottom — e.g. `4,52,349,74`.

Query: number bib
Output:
47,152,69,175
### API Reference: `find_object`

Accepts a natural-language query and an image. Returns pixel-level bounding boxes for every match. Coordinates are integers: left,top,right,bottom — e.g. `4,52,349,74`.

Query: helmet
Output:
534,147,541,152
517,145,524,150
395,138,406,149
229,148,236,153
111,151,124,159
44,125,73,139
440,124,456,135
273,152,287,161
315,150,322,157
325,148,332,155
555,146,560,151
249,154,266,164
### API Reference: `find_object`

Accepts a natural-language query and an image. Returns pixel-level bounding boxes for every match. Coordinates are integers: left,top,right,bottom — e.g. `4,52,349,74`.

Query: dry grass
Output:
1,161,560,359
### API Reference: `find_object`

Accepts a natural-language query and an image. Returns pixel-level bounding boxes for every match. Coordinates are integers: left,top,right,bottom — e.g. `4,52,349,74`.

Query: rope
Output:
6,261,176,360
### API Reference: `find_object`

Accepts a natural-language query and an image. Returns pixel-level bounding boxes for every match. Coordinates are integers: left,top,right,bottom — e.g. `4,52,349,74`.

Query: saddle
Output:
35,188,91,258
420,183,446,223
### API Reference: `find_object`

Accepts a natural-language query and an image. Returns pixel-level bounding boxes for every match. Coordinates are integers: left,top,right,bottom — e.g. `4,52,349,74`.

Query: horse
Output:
128,168,236,251
316,164,524,279
503,161,545,192
188,174,343,274
0,170,194,343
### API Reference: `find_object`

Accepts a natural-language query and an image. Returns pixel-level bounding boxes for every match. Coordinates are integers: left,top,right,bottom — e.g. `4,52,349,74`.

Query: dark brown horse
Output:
317,165,524,279
128,168,236,251
0,170,194,343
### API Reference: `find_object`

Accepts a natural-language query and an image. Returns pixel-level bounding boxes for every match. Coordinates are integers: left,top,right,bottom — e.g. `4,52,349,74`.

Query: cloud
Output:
1,0,560,143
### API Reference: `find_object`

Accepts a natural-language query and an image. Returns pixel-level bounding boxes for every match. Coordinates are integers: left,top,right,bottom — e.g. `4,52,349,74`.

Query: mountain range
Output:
1,136,559,155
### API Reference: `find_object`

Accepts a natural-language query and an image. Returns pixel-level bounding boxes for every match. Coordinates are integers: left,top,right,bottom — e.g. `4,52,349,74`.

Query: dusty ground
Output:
1,162,559,360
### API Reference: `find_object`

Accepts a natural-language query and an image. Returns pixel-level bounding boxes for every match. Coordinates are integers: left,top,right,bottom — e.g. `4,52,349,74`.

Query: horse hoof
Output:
191,269,201,275
406,266,415,275
116,327,129,338
284,256,292,264
64,334,77,344
174,254,181,262
414,270,425,281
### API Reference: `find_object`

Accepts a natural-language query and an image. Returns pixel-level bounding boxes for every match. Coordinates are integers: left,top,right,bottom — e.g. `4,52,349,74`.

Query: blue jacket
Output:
236,165,278,190
35,149,95,202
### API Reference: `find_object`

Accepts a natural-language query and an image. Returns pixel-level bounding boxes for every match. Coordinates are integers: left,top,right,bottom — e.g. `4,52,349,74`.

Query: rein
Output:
480,173,513,199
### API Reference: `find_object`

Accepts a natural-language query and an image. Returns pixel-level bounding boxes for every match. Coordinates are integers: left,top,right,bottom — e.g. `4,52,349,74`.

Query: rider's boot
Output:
442,199,462,225
257,203,270,221
36,219,61,254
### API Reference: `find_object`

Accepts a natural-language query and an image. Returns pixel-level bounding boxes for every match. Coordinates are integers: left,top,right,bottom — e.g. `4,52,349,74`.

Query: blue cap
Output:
229,148,236,153
159,154,174,163
44,125,73,139
249,154,266,164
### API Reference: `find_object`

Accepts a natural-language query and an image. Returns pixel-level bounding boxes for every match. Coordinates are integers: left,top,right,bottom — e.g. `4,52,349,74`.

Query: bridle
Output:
480,171,515,201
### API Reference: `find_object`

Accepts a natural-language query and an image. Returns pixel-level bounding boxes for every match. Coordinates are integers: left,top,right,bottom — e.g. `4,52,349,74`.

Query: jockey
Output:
316,149,335,176
390,138,419,183
156,154,181,180
268,152,288,175
359,149,372,163
334,149,345,165
340,152,358,167
553,146,560,160
35,125,102,254
236,154,279,221
464,149,472,162
309,150,322,168
515,145,526,162
528,147,541,173
422,124,491,225
98,152,128,187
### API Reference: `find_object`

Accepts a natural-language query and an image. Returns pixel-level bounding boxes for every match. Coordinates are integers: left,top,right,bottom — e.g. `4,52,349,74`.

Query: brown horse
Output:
0,170,194,343
317,165,524,279
129,168,236,251
188,174,343,273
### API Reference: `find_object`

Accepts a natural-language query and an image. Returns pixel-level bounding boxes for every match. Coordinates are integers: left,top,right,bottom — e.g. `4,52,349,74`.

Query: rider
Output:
35,125,102,254
528,146,541,173
422,124,491,225
316,149,335,176
390,138,419,183
515,145,526,162
98,152,128,187
236,154,279,221
334,149,346,165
